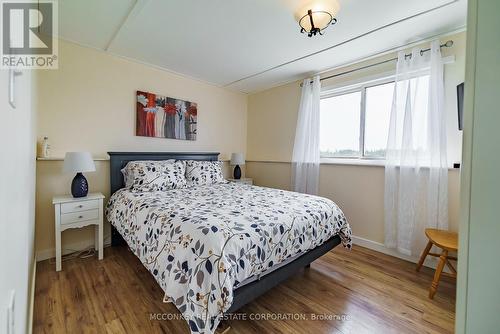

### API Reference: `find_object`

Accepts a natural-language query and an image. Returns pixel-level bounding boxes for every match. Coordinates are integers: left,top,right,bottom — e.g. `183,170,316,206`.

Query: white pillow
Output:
122,160,169,188
121,160,186,192
185,160,225,187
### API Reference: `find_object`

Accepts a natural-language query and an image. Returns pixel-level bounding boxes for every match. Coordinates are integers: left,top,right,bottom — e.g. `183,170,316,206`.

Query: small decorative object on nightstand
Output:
230,152,245,179
63,152,96,198
53,193,104,271
228,178,253,185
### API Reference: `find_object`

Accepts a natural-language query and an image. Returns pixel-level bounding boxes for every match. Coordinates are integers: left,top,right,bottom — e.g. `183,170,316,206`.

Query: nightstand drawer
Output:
60,209,99,225
61,199,99,214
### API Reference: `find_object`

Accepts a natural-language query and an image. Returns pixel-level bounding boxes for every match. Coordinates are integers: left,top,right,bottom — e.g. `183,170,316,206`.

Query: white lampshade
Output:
230,153,245,166
63,152,96,173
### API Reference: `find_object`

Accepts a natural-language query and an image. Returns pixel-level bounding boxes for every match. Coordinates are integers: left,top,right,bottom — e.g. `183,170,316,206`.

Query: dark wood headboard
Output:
108,151,220,195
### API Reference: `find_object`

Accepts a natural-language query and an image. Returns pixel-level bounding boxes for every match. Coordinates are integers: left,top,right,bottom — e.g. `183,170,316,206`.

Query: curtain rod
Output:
301,40,454,86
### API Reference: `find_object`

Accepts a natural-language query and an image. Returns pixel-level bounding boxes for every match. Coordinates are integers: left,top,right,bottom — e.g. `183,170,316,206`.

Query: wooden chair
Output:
416,228,458,299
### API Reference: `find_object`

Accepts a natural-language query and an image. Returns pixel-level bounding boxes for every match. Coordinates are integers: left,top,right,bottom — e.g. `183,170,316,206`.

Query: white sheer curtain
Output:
292,76,321,195
384,40,448,255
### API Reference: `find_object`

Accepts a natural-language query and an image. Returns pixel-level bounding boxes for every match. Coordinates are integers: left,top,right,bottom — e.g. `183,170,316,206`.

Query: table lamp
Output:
230,153,245,179
63,152,96,198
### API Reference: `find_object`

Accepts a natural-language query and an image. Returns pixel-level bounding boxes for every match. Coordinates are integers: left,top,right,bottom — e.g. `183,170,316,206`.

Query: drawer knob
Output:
78,205,83,208
78,215,83,219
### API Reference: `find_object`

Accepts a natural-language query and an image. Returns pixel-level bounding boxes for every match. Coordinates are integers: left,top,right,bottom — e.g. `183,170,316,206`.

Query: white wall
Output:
0,68,36,334
456,0,500,332
37,40,247,159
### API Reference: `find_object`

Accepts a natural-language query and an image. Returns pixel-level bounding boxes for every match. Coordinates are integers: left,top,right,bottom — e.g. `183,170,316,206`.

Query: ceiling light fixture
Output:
296,0,340,37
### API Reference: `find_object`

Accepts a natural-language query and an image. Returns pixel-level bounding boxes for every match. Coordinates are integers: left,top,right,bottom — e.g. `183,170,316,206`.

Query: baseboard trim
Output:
36,234,445,271
28,257,36,334
351,235,446,271
36,237,111,262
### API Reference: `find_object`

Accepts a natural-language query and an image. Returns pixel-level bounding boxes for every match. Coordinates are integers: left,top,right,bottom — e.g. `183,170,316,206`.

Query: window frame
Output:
320,75,396,161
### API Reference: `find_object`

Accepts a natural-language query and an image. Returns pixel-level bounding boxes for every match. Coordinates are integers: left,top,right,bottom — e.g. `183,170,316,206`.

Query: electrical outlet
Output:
7,290,15,334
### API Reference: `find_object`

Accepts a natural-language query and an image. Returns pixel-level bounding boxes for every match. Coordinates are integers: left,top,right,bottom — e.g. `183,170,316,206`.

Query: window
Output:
364,82,394,157
319,91,361,158
320,80,395,159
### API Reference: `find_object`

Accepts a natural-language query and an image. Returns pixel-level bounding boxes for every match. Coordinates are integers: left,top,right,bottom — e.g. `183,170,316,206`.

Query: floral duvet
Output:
106,182,351,333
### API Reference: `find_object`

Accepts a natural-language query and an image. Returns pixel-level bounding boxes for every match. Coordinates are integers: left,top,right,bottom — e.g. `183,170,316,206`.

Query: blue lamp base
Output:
233,165,241,179
71,172,89,198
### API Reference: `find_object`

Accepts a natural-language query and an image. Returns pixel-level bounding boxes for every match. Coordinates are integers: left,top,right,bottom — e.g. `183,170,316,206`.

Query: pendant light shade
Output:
295,0,340,37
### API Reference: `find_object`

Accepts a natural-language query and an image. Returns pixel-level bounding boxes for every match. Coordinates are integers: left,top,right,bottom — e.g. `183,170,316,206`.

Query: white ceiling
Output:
58,0,467,93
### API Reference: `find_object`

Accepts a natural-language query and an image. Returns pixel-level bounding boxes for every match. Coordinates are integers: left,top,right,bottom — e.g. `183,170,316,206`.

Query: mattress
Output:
106,182,351,333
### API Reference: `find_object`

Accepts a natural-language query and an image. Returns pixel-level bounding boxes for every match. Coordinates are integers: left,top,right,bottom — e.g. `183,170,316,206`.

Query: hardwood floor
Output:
33,245,455,334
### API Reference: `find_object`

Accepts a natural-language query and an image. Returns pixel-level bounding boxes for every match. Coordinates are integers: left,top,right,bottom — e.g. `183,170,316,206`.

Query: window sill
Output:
320,158,386,167
320,158,461,170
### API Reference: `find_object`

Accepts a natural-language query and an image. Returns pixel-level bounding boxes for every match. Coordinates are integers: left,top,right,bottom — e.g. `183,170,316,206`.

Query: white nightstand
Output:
52,193,105,271
227,178,253,185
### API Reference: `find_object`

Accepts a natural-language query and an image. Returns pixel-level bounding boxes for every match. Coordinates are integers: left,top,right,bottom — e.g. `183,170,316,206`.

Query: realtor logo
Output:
1,0,58,69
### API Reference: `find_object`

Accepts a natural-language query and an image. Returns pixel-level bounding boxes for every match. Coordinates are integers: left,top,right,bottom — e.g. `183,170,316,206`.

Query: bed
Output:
106,152,352,333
